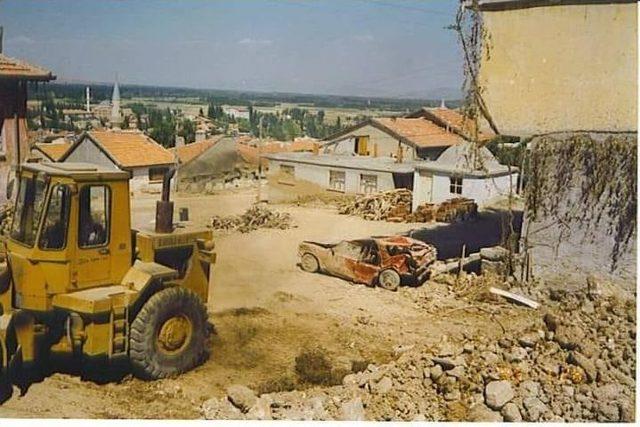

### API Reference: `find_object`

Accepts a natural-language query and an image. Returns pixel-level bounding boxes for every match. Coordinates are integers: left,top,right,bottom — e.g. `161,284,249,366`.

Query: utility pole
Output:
256,115,263,203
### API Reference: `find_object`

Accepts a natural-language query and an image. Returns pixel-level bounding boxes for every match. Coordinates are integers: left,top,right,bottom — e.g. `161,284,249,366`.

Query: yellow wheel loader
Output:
0,162,216,400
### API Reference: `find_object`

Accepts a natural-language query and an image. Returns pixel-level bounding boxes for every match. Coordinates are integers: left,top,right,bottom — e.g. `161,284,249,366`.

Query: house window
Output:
149,167,169,182
280,164,295,177
360,174,378,194
329,170,345,192
450,175,463,195
79,185,110,248
354,136,369,156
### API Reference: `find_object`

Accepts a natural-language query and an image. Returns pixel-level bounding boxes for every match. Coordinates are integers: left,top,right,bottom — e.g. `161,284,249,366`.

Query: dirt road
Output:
0,189,532,419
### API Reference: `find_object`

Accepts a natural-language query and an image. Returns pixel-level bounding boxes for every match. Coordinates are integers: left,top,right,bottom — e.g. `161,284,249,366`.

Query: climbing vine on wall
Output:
525,133,637,270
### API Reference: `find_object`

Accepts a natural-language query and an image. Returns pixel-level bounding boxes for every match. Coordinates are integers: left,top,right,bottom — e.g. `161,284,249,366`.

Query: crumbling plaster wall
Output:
324,124,415,160
522,133,636,293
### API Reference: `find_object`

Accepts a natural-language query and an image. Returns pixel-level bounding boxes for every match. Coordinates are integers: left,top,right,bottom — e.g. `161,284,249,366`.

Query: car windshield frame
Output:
10,174,49,248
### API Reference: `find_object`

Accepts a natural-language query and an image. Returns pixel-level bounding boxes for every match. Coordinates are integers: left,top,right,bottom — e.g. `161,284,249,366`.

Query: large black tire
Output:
130,287,209,380
300,253,320,273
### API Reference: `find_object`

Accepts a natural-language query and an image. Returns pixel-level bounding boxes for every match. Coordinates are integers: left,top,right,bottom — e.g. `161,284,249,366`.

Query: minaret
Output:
440,99,446,109
111,75,122,129
85,86,91,113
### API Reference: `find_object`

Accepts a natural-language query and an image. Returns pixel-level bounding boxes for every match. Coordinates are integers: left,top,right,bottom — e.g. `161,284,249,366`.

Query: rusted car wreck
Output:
298,235,437,291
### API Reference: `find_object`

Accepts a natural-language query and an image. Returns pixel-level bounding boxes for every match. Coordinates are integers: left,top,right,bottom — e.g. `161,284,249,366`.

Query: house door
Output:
421,172,433,203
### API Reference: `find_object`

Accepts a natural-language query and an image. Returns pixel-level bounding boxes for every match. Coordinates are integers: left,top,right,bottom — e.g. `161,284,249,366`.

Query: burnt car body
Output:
298,235,437,291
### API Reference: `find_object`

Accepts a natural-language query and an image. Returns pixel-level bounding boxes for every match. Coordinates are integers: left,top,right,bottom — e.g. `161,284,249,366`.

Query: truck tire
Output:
130,287,209,380
377,269,400,291
300,253,320,273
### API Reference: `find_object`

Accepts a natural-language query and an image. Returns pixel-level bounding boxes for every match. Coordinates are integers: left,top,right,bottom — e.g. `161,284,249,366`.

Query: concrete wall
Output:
325,124,416,160
479,2,637,135
268,159,396,195
412,170,517,209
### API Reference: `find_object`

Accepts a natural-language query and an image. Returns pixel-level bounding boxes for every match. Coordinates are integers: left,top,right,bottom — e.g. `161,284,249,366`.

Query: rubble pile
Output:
338,189,412,221
338,190,477,224
209,205,293,233
201,288,635,421
0,204,12,237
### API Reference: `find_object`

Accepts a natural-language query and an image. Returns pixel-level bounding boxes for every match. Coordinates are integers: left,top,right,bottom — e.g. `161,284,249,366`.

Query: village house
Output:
0,51,55,202
473,0,637,287
266,106,517,206
322,108,465,161
59,130,175,192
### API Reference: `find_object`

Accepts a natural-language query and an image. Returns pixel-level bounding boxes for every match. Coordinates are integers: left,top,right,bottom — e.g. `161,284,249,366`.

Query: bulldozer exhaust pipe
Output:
155,168,176,233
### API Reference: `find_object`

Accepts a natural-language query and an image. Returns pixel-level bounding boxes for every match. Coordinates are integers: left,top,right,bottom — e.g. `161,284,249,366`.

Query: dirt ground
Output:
0,188,535,419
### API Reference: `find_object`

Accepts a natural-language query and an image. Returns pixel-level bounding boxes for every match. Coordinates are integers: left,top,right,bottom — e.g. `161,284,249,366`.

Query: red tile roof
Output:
34,142,72,161
373,117,464,148
172,135,224,165
0,53,55,81
413,107,495,141
237,138,317,165
63,131,175,168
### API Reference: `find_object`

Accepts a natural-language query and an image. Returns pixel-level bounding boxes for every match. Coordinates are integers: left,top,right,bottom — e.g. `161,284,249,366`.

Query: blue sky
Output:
2,0,462,98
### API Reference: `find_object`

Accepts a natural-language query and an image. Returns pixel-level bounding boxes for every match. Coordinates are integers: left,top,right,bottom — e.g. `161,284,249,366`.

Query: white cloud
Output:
6,35,35,45
238,38,273,46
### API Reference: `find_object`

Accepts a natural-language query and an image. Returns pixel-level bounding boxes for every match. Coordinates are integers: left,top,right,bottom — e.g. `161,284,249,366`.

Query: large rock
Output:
485,380,514,410
480,246,509,261
226,384,257,413
523,397,548,421
501,402,522,422
468,403,503,422
340,397,365,421
373,376,393,395
202,397,243,420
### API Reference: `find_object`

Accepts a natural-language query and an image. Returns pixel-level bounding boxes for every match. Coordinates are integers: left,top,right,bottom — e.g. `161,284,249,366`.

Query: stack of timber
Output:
210,204,293,233
338,189,412,221
409,197,478,223
339,190,477,224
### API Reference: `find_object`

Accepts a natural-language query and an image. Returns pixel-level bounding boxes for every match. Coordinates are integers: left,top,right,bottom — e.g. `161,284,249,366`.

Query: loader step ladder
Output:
109,304,129,358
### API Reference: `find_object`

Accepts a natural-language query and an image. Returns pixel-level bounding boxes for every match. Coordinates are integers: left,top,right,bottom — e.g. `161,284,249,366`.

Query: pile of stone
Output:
338,189,412,221
201,288,635,421
209,205,293,233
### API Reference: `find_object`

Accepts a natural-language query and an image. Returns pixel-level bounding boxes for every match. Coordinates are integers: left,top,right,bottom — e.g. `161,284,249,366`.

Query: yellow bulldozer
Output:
0,162,216,401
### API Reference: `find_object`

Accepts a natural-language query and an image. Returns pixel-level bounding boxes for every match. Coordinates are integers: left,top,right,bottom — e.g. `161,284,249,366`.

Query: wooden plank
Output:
489,287,540,309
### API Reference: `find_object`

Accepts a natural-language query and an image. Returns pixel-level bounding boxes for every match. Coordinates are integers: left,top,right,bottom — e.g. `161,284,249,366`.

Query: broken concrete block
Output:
226,384,257,413
485,380,514,410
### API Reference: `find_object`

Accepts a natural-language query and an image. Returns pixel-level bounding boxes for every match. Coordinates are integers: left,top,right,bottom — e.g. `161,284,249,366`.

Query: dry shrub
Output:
294,347,343,386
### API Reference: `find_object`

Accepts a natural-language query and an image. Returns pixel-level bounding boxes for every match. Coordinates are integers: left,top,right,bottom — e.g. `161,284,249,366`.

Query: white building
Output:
265,152,416,195
222,106,250,120
412,142,518,210
60,130,175,192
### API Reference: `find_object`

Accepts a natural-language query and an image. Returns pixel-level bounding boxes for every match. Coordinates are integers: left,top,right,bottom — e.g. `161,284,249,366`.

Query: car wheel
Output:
378,269,400,291
300,253,320,273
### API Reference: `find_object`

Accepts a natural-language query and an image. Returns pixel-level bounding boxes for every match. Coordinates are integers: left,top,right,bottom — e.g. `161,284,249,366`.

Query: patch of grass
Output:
294,347,344,386
256,374,298,395
351,359,372,373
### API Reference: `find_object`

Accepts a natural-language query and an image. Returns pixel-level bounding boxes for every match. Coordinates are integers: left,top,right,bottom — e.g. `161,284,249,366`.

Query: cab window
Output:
79,185,110,248
39,185,71,250
10,176,47,247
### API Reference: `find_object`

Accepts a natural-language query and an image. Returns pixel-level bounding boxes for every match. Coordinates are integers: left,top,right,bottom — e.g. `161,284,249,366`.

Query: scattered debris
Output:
409,198,478,223
0,204,12,238
489,287,539,309
209,205,293,233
